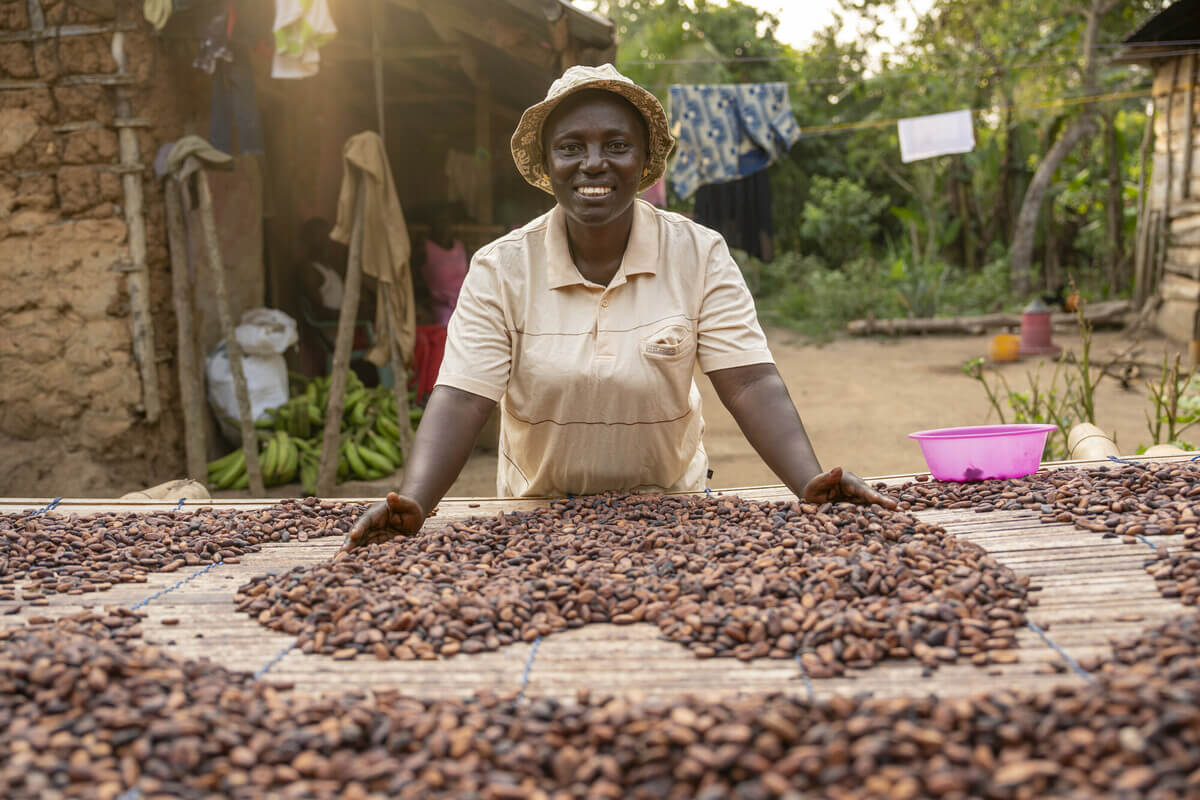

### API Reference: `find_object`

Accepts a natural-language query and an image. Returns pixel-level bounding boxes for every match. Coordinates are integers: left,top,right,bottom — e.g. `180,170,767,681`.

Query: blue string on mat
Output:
254,640,297,680
515,635,543,703
792,653,816,704
128,560,221,611
115,789,142,800
1137,534,1159,551
1026,620,1094,683
1107,455,1143,467
26,497,62,517
174,498,186,511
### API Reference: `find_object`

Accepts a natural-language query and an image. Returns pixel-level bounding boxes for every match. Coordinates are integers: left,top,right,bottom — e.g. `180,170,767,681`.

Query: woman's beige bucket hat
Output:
511,63,675,194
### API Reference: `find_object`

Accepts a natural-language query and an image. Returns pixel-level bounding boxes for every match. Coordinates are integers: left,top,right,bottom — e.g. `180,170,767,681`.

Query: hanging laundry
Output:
143,0,171,30
208,45,265,155
668,83,800,200
445,149,482,221
193,3,234,74
897,109,975,163
272,0,337,79
693,169,774,262
331,132,415,369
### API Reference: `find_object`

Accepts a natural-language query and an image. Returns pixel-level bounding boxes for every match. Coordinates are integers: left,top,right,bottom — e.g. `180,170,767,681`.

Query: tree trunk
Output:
1044,196,1059,291
1009,0,1115,297
1104,111,1125,291
1010,115,1098,297
983,104,1014,255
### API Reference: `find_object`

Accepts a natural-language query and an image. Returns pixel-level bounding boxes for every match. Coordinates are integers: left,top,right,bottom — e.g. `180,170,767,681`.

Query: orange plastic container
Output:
988,334,1020,363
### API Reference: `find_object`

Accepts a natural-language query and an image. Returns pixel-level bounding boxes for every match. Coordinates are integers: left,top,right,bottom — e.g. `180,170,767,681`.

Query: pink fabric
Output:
641,177,667,208
422,239,468,327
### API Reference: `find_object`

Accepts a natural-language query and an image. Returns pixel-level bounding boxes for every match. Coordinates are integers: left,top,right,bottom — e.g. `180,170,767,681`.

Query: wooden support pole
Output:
165,180,207,480
384,301,414,456
317,179,367,496
1165,58,1179,215
370,0,386,143
194,168,265,496
1184,53,1197,201
1133,105,1155,306
111,32,160,423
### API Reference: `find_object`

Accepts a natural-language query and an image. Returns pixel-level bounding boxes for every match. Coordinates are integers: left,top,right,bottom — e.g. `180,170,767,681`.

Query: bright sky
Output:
571,1,934,53
723,0,934,51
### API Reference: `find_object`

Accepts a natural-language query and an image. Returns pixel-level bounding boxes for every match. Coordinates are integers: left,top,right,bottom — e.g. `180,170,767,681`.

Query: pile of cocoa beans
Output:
895,462,1200,604
895,463,1200,542
0,499,364,601
236,494,1030,673
4,609,1200,799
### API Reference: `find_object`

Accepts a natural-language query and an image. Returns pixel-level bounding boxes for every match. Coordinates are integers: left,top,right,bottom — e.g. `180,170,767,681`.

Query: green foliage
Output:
587,0,1164,327
962,357,1079,461
800,176,890,266
1144,356,1200,450
735,249,1017,342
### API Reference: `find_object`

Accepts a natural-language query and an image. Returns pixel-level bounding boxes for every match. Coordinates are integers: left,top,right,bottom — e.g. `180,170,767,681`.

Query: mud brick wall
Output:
0,0,203,495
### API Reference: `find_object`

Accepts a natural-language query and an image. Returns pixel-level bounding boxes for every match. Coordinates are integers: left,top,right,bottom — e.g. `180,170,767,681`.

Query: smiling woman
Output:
343,64,895,550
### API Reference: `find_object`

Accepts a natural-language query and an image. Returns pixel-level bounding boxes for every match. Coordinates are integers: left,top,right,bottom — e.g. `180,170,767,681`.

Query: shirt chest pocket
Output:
640,323,695,361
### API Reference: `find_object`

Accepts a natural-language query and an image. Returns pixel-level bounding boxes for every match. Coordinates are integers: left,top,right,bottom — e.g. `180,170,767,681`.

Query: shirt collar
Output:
544,200,660,290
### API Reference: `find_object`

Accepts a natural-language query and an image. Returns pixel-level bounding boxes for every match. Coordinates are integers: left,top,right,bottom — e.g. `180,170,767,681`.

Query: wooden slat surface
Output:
1,457,1192,701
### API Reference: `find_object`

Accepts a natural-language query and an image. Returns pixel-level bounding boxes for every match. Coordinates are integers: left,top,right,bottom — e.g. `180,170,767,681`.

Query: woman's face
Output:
542,91,648,229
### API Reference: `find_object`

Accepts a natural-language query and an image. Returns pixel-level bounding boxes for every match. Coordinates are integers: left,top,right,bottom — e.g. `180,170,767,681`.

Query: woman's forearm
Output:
708,363,822,497
396,385,496,515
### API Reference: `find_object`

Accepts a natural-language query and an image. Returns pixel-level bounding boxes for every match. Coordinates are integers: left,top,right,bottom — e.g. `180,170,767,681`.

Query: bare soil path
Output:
447,325,1180,496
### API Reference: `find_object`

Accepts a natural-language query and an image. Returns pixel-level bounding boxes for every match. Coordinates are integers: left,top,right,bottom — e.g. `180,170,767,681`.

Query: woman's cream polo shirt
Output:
435,200,774,497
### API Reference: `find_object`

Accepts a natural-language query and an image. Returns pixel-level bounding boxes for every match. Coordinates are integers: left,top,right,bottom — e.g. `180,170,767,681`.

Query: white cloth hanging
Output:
271,0,337,79
897,109,975,163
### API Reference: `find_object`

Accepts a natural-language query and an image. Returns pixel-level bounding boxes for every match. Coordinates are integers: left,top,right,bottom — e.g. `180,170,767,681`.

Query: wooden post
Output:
165,180,207,480
1184,53,1196,200
1133,106,1154,306
317,178,367,496
1166,58,1179,215
194,167,265,496
111,32,160,422
384,300,414,455
370,0,386,142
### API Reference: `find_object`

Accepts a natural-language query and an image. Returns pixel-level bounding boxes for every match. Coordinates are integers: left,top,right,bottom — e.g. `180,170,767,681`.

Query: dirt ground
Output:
110,323,1179,502
443,325,1181,497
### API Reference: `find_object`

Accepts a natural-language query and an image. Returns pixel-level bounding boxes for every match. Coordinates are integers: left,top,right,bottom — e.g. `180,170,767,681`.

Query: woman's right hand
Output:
339,492,425,554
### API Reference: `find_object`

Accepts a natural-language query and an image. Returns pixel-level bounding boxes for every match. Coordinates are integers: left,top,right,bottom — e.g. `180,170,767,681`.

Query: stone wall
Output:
0,0,201,495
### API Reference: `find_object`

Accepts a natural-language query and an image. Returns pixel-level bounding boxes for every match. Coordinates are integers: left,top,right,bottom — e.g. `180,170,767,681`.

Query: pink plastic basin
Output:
907,424,1058,482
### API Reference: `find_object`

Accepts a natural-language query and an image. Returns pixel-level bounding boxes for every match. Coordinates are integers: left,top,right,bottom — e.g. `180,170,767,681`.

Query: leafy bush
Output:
735,249,903,341
799,176,891,267
735,249,1019,342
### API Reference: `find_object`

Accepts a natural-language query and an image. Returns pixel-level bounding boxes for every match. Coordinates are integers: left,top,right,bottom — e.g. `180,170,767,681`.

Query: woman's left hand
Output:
802,467,898,509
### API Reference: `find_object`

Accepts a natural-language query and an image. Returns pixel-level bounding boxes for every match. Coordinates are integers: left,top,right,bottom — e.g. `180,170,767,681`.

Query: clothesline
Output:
616,38,1200,67
637,46,1200,90
797,84,1164,138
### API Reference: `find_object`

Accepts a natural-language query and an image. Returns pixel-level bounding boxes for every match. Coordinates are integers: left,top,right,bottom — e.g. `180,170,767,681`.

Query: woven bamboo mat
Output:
1,454,1191,700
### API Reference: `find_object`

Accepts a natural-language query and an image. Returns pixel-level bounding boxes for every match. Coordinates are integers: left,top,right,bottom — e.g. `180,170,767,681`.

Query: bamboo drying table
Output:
2,454,1192,702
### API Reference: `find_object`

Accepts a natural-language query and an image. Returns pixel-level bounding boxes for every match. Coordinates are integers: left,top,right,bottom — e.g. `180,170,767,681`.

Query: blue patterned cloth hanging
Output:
668,83,801,200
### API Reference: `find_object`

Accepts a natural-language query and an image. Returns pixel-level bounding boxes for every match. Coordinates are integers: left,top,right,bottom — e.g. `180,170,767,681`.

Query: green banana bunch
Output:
245,369,422,489
259,430,300,487
207,448,247,490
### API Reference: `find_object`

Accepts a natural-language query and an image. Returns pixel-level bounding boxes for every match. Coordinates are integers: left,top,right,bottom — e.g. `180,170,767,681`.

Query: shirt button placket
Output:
596,292,611,357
